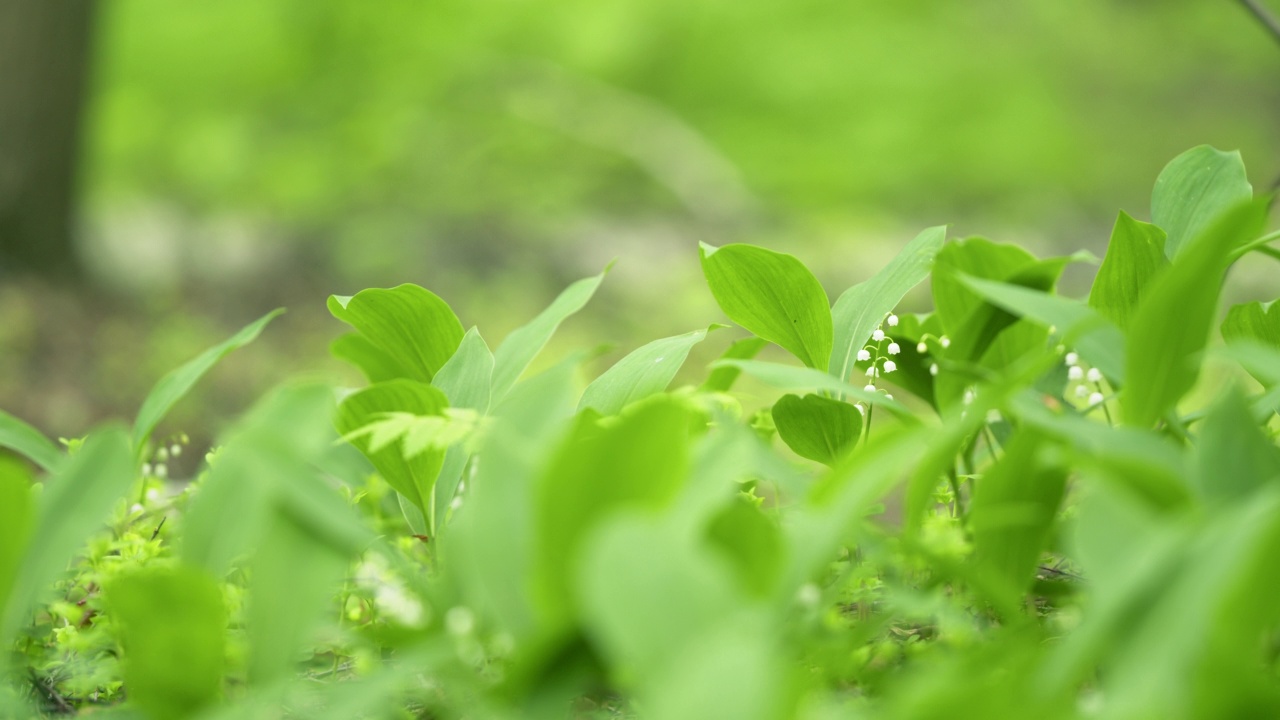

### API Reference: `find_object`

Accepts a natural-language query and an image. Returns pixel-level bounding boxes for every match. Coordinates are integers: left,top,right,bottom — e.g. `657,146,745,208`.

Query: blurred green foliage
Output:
86,0,1280,269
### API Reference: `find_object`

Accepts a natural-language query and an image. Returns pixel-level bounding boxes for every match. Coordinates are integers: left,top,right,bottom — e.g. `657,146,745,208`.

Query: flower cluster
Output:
860,313,903,397
1063,351,1107,409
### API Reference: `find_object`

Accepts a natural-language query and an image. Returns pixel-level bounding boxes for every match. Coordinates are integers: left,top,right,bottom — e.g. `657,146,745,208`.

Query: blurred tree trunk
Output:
0,0,96,280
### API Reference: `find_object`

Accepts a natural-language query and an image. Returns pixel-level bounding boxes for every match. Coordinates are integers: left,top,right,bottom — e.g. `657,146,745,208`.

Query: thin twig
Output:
1239,0,1280,46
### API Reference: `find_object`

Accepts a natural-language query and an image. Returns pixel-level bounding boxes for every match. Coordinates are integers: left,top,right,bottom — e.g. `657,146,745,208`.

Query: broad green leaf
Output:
968,429,1067,607
576,513,740,684
700,242,833,369
830,225,946,381
329,333,411,384
247,513,349,686
490,266,609,401
1123,198,1269,427
132,309,283,453
1,426,134,646
1194,386,1280,504
960,275,1126,384
0,459,32,620
533,398,693,627
936,256,1083,409
1088,211,1169,330
0,410,61,472
1010,391,1190,510
1151,145,1253,259
1090,490,1280,717
700,337,768,393
770,393,861,465
931,237,1037,336
441,353,582,644
580,326,719,415
327,284,464,383
430,328,495,532
335,379,449,514
704,498,783,597
1222,300,1280,350
713,359,913,419
106,566,226,720
433,327,495,413
642,613,790,720
183,384,371,575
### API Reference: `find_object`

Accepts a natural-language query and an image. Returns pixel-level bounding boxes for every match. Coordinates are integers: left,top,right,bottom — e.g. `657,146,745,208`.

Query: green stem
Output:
1229,229,1280,262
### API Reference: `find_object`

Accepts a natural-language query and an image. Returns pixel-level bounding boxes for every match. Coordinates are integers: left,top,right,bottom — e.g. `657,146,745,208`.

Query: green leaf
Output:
713,359,913,419
1151,145,1253,259
247,513,349,686
580,326,719,415
491,266,609,401
430,328,495,532
931,237,1037,336
1194,386,1280,504
770,393,861,465
0,459,32,621
1010,391,1190,510
700,337,768,393
1088,211,1169,330
183,384,371,576
642,613,789,720
704,497,783,597
335,380,449,514
576,514,740,684
968,429,1067,607
106,566,226,720
700,242,833,369
1222,300,1280,350
533,398,693,627
327,284,464,383
441,353,583,644
133,309,283,453
1123,198,1270,427
0,410,62,472
960,275,1126,385
1,426,134,647
830,225,945,380
433,327,495,413
329,333,411,384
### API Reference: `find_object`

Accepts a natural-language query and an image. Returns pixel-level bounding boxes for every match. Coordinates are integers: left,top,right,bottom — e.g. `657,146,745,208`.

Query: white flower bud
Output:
865,366,876,377
864,384,876,392
929,363,939,376
1075,385,1087,398
885,393,893,400
917,341,928,354
154,464,168,479
1065,352,1079,366
887,314,899,327
141,463,152,477
963,389,975,405
1068,366,1084,380
872,329,885,342
882,360,897,373
940,336,951,348
170,444,182,457
856,349,872,362
887,342,900,355
155,447,169,462
1086,368,1103,383
1088,392,1104,406
130,503,144,515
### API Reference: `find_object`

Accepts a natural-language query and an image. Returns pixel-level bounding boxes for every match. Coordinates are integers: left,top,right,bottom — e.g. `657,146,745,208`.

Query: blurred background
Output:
1,0,1278,452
